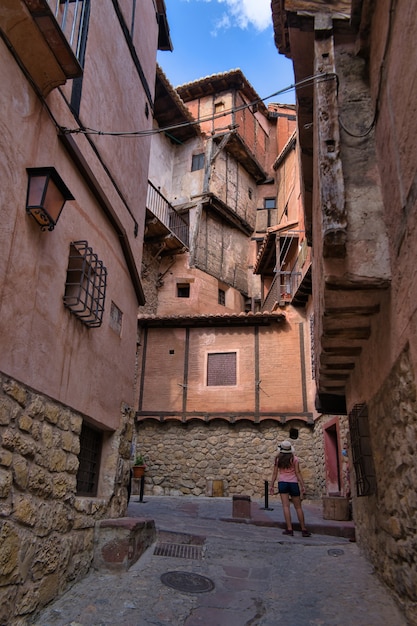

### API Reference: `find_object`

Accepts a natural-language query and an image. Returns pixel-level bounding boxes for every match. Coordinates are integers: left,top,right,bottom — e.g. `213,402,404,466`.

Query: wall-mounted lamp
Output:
26,167,74,231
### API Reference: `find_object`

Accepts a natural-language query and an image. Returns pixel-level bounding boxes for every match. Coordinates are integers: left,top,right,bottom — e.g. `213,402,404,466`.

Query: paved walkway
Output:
31,496,406,626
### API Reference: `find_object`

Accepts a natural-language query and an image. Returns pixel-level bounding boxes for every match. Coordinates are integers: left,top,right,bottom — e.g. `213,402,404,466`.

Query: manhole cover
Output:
328,549,345,557
160,571,215,593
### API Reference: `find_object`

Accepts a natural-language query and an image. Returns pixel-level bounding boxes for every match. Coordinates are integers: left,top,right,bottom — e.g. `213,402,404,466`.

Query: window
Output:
214,101,225,114
109,301,123,335
248,187,253,200
207,352,237,386
177,283,190,298
218,288,226,306
76,422,102,497
191,153,204,172
348,404,377,497
264,198,276,210
63,241,107,328
264,197,276,228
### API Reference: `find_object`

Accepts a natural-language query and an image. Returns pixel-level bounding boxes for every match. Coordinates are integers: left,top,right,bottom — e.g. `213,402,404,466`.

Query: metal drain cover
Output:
160,571,215,593
328,549,345,557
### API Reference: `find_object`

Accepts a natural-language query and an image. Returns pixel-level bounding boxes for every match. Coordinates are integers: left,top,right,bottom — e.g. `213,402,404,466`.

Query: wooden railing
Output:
262,270,302,311
146,181,189,247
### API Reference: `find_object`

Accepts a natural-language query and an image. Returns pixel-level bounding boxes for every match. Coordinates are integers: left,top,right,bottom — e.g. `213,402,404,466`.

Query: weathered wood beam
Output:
314,14,347,258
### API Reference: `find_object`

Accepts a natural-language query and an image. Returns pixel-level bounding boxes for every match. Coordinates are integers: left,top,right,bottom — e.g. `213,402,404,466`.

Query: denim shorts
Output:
278,481,300,497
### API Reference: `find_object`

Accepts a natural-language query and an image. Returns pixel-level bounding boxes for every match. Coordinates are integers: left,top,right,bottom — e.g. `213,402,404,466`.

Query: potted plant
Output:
132,454,146,479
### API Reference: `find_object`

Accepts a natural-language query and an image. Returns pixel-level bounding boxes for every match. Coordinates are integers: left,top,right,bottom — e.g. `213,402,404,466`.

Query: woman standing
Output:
269,440,311,537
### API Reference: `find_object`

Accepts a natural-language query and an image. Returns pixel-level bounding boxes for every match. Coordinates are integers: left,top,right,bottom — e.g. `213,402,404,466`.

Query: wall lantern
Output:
26,167,74,231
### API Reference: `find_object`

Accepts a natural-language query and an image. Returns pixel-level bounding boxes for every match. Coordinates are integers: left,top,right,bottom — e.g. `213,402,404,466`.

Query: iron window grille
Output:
76,422,102,496
63,241,107,328
207,352,237,386
348,403,377,497
218,288,226,306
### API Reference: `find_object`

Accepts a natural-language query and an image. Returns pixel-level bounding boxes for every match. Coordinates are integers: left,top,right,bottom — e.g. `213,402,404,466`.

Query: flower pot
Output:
132,465,146,479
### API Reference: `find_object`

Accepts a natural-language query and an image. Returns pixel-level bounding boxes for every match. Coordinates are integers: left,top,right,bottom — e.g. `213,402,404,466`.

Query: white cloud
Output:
211,13,231,36
216,0,272,32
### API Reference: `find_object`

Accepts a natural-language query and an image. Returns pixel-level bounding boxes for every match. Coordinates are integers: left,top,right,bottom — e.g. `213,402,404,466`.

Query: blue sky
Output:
157,0,296,105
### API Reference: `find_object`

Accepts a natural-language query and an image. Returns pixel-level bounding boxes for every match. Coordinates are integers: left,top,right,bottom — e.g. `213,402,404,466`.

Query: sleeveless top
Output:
277,455,298,483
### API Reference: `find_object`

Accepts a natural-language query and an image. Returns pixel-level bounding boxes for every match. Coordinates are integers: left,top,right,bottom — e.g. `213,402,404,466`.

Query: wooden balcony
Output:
145,181,189,255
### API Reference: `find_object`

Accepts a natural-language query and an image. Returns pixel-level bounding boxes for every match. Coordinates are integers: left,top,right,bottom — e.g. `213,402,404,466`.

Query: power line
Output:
60,72,337,138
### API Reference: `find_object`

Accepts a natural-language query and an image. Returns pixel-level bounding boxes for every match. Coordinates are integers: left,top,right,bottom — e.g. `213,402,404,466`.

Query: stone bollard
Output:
232,494,251,519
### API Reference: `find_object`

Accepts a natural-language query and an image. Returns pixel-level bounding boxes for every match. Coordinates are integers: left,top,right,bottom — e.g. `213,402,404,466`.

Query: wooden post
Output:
313,14,347,259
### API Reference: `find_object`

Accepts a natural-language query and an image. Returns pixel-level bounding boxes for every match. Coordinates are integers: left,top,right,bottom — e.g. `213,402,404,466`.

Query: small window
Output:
76,422,102,497
214,101,225,114
218,288,226,306
177,283,190,298
248,188,253,200
289,428,299,440
207,352,237,386
63,241,107,328
191,153,205,172
109,301,123,335
264,197,276,210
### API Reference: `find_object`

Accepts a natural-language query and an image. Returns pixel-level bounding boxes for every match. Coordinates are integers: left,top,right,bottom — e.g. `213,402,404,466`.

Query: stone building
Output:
136,70,321,499
0,0,170,622
272,0,417,622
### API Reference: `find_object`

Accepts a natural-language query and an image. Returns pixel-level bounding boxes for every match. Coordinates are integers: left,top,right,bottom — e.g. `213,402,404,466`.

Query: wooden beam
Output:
313,15,347,258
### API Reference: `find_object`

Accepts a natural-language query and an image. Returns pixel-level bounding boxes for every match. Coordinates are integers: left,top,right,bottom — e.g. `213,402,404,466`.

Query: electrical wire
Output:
60,72,337,138
338,0,396,138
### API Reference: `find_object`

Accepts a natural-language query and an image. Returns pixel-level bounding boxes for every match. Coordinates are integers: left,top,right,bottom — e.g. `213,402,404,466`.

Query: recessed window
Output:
76,422,103,497
63,241,107,328
109,301,123,335
264,197,276,210
207,352,237,386
218,288,226,306
191,153,204,172
214,101,225,114
177,283,190,298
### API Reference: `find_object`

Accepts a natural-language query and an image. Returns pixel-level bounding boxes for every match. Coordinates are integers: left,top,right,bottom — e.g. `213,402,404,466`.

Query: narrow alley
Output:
31,496,406,626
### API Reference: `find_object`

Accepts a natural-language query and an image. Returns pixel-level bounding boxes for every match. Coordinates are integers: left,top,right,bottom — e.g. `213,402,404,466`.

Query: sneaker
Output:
282,529,294,536
302,530,311,537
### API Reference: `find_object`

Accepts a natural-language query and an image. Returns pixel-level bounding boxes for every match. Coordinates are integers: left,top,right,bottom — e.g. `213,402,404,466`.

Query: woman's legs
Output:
280,493,292,530
292,496,308,531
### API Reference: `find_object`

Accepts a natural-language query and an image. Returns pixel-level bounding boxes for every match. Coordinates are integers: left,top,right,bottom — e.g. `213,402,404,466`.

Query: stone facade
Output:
271,1,417,622
0,2,169,621
136,419,317,498
353,345,417,621
0,374,133,623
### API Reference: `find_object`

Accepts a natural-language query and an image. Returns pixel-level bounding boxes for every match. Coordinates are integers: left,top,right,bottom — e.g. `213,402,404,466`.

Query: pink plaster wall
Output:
0,1,160,429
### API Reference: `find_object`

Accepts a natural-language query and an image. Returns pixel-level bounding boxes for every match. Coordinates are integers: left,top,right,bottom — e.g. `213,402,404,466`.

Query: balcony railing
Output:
146,181,189,248
262,270,302,311
47,0,89,60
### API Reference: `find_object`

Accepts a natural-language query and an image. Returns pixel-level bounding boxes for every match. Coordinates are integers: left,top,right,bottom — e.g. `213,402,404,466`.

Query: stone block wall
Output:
352,346,417,625
0,373,132,624
135,419,319,499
